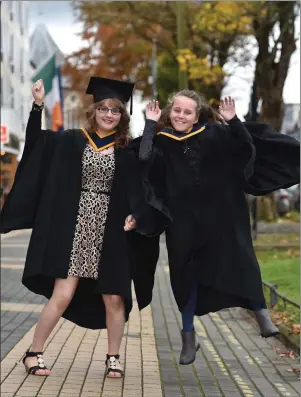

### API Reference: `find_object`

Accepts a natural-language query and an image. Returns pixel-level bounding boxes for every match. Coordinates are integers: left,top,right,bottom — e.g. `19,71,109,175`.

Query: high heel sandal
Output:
105,354,124,378
22,351,50,376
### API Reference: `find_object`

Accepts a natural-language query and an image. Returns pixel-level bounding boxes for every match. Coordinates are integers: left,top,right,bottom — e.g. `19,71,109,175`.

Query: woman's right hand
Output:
145,100,161,122
32,79,45,105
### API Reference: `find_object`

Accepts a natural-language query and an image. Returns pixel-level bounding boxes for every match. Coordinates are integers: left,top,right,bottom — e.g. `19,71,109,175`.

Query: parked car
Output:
287,184,300,211
274,188,292,216
295,186,300,211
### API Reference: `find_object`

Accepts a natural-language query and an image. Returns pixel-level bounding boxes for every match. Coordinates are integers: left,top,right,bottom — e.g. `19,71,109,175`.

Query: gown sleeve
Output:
225,116,300,196
138,120,172,225
125,135,171,237
0,109,58,233
139,119,157,162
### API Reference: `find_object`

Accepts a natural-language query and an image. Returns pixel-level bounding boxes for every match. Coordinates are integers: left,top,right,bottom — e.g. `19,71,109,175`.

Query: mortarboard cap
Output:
86,77,135,114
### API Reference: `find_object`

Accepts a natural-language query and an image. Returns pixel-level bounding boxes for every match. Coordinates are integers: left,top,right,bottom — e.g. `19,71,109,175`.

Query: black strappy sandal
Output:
22,351,50,376
105,354,124,378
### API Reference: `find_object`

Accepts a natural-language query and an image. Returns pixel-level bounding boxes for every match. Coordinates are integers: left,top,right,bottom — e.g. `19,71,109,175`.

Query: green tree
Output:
67,1,253,104
67,0,299,126
251,1,299,130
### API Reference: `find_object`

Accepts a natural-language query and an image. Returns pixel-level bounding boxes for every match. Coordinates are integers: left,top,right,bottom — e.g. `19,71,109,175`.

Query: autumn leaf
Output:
279,351,296,360
287,368,300,373
292,324,300,335
67,1,259,103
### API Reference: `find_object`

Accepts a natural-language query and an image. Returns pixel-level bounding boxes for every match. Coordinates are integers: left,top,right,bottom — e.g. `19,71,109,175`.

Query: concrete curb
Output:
1,230,32,240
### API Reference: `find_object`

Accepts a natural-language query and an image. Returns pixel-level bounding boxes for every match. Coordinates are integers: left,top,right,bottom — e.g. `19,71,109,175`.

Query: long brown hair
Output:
157,89,223,131
84,98,130,148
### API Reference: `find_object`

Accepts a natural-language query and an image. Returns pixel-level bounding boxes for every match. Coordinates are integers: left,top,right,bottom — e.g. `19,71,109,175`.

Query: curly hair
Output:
84,98,130,148
157,89,223,131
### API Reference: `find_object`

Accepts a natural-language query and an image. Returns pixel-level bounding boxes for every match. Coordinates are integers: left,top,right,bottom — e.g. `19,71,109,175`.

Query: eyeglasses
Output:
97,106,121,115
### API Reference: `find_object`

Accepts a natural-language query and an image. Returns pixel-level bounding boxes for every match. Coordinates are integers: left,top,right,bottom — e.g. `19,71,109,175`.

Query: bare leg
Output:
103,294,125,377
24,276,79,375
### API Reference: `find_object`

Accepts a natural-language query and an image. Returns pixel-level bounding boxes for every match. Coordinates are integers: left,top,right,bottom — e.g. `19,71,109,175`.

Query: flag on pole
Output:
32,55,64,131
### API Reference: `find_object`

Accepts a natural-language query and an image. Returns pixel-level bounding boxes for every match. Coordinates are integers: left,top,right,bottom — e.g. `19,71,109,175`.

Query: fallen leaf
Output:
279,351,296,360
287,368,300,373
280,353,290,357
289,351,296,360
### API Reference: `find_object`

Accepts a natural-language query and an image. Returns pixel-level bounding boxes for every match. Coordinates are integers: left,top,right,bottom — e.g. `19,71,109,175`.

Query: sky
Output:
28,0,300,132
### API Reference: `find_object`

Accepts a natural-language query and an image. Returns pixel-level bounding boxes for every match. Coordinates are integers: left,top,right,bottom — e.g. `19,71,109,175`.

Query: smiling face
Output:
95,99,122,132
170,96,199,132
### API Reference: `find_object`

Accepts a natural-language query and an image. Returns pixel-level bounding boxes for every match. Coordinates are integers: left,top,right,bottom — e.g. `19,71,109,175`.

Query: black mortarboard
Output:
86,77,135,114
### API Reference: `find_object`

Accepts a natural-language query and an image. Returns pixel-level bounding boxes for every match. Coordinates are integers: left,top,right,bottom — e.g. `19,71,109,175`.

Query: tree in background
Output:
250,1,299,131
65,0,299,127
65,1,253,106
177,1,253,105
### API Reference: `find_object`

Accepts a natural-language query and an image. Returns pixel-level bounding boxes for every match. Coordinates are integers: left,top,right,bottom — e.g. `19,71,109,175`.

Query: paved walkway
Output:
1,231,300,397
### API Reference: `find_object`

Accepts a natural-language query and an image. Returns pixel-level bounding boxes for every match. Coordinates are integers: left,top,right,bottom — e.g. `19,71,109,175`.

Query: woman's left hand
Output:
124,214,136,231
218,96,236,121
145,100,161,122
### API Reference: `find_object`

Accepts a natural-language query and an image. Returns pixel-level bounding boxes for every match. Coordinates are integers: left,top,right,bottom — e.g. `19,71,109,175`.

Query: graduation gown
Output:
136,117,300,315
0,110,163,329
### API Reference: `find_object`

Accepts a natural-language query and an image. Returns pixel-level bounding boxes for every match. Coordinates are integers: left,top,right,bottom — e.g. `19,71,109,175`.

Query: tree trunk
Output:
253,2,298,131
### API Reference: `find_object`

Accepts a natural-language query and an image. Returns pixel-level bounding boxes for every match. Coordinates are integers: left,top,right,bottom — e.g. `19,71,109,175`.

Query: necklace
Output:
183,140,190,154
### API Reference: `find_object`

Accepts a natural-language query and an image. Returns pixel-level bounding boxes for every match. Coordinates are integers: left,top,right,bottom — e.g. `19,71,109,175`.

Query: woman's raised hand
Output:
145,100,161,122
218,96,236,122
32,79,45,105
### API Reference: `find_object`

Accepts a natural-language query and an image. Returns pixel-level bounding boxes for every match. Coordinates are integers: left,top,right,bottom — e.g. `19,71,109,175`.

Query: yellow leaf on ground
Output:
292,324,300,334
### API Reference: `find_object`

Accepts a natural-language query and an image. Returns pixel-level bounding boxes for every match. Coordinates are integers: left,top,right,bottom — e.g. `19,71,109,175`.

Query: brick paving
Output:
1,231,47,360
1,231,300,397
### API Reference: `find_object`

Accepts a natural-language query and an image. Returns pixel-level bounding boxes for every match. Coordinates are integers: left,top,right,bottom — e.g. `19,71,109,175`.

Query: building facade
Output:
1,1,31,205
30,23,65,130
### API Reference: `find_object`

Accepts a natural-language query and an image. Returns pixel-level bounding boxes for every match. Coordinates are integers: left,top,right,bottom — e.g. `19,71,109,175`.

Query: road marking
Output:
1,230,31,240
1,264,24,269
1,244,28,248
1,258,25,262
1,302,44,312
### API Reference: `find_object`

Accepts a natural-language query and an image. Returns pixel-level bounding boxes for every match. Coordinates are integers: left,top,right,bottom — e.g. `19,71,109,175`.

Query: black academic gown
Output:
136,117,300,315
0,110,163,329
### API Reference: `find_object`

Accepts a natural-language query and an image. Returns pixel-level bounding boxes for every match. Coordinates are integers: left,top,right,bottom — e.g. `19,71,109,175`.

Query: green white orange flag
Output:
32,55,64,131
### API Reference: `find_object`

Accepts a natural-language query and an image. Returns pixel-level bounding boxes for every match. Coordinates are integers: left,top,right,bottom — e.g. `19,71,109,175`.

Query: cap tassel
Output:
130,94,133,115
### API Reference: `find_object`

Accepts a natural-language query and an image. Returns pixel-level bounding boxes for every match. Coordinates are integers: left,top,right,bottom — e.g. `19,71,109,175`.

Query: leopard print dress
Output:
68,144,115,279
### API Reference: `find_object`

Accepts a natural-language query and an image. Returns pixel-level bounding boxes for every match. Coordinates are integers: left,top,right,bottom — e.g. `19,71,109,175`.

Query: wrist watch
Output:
32,101,44,111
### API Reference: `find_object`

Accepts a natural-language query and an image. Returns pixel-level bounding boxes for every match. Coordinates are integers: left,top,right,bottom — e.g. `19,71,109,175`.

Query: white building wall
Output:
1,1,31,155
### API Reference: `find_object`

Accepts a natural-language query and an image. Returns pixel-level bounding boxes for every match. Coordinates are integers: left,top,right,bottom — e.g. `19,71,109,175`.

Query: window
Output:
0,78,3,107
1,21,8,63
23,5,28,36
8,1,13,21
9,84,14,108
18,3,23,31
20,49,24,82
0,22,2,62
9,35,13,69
20,102,24,128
